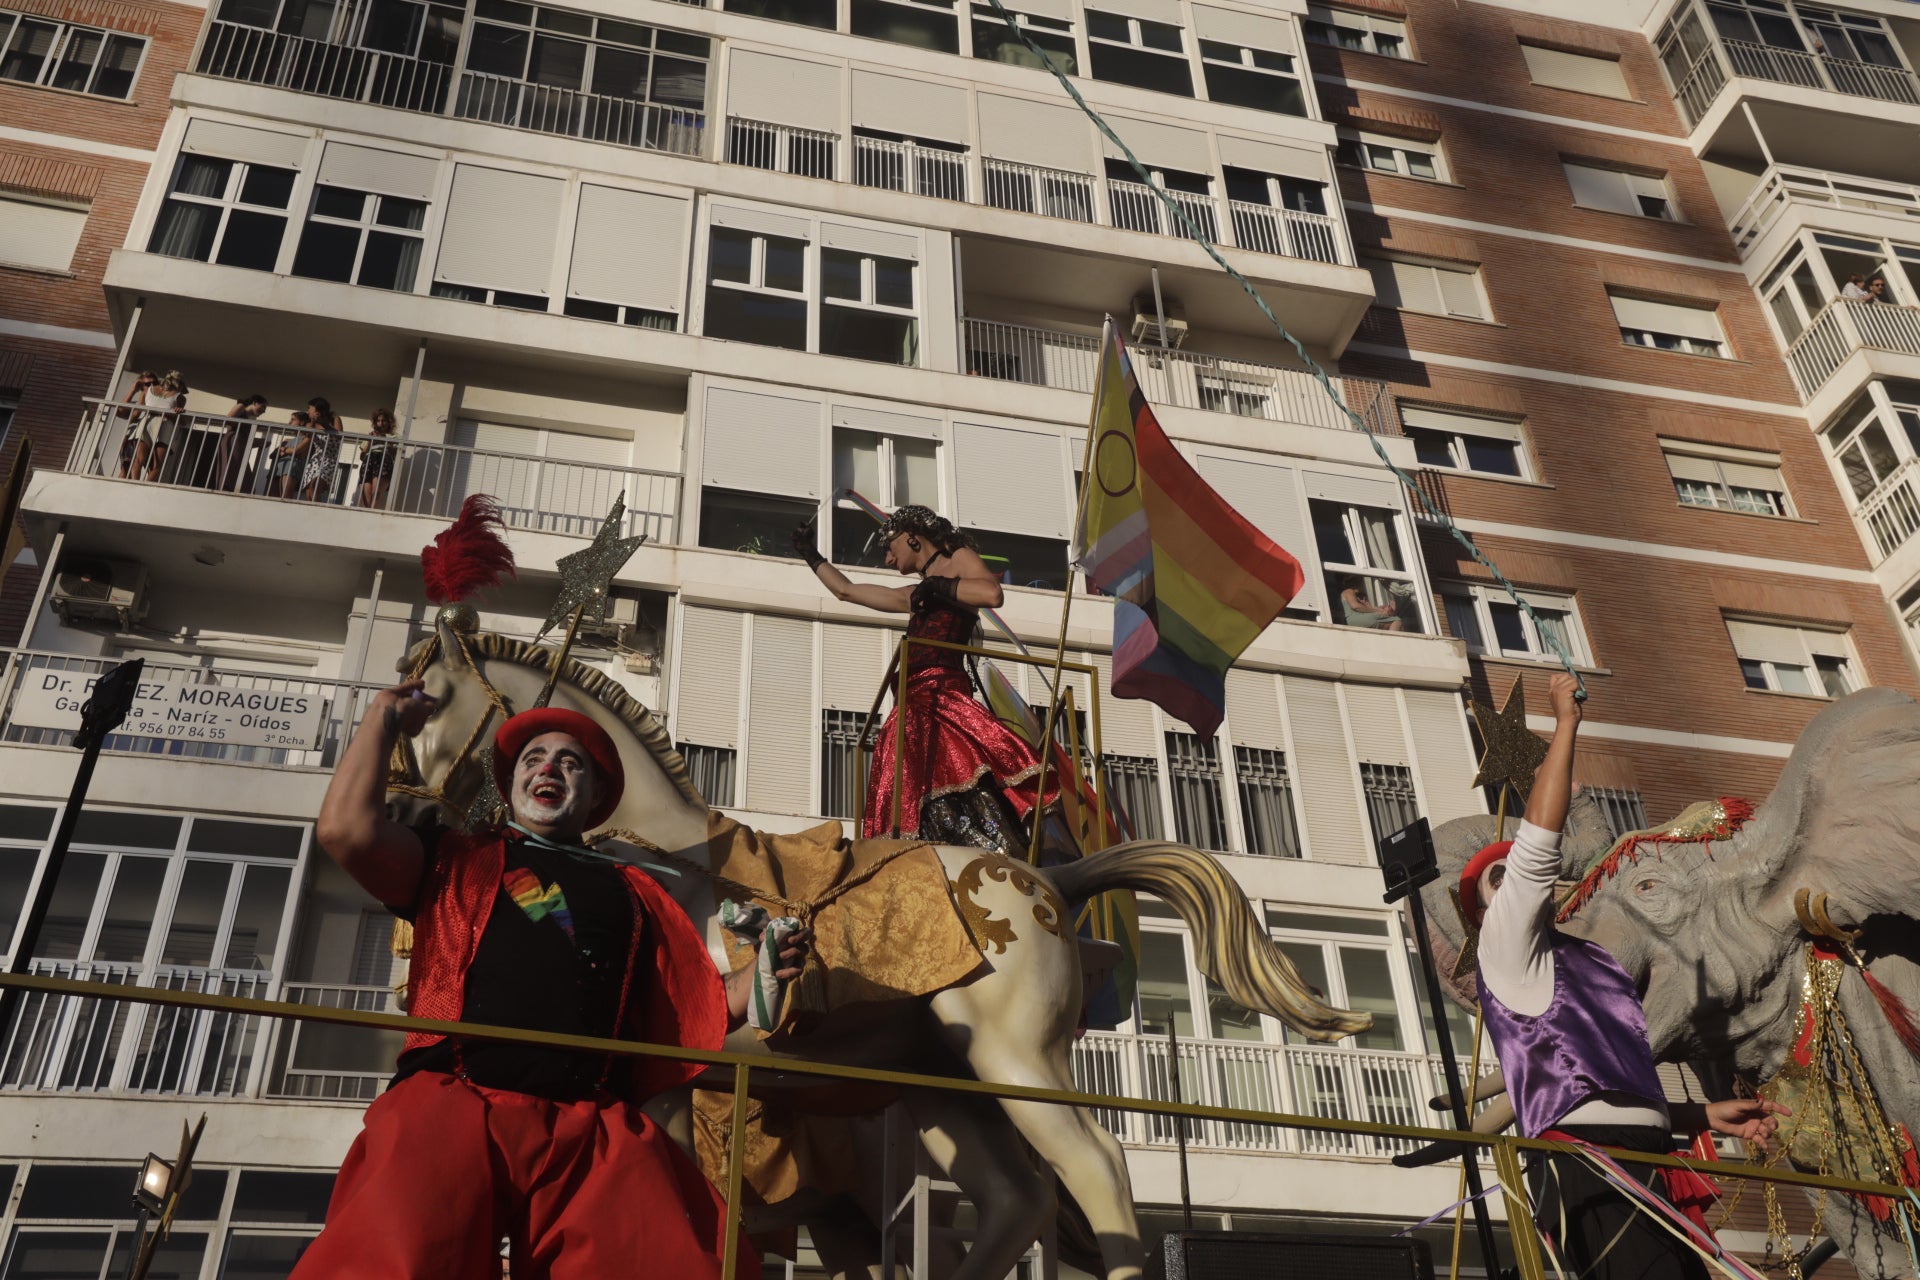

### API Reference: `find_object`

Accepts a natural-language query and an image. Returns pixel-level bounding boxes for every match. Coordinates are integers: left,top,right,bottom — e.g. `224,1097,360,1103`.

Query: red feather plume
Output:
421,495,516,604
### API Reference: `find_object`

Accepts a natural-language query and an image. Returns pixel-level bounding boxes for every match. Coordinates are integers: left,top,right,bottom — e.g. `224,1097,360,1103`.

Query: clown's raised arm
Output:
315,679,438,910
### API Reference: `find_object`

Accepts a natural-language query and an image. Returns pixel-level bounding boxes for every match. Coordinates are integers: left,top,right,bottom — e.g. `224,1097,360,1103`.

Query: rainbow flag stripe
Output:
505,867,575,942
1076,327,1305,737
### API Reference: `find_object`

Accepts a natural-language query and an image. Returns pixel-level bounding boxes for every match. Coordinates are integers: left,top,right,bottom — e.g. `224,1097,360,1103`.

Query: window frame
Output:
830,425,942,562
1311,497,1425,632
0,9,147,99
1662,440,1795,517
1083,7,1194,96
1266,911,1420,1052
1336,130,1446,182
968,1,1077,73
1727,618,1859,699
701,216,925,367
1439,581,1592,667
1363,254,1489,320
1198,36,1305,115
1303,3,1408,59
290,183,428,293
147,152,298,272
1562,160,1680,222
1611,293,1728,358
1401,405,1532,480
818,246,920,364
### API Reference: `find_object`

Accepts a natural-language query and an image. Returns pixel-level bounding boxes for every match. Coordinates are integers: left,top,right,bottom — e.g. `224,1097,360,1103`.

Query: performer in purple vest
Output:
1462,673,1785,1280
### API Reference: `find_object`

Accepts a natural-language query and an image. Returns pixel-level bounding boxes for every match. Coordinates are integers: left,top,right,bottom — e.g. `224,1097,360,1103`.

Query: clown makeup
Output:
511,732,602,838
1479,860,1507,909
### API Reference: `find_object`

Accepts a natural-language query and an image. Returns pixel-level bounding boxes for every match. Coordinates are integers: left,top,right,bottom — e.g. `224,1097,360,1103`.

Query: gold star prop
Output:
1470,674,1548,801
537,497,647,640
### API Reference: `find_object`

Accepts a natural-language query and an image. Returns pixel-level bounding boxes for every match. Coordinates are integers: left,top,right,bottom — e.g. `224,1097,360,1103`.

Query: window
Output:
1232,746,1300,857
970,2,1075,73
704,226,808,351
1359,762,1420,849
1519,42,1632,98
1662,441,1793,516
1337,131,1443,182
1401,406,1530,478
726,0,835,30
290,185,426,291
852,0,958,53
455,3,709,150
1105,159,1218,242
1267,912,1410,1052
1200,39,1304,115
1304,4,1406,58
0,194,86,272
852,129,968,201
147,154,295,271
831,428,940,563
1826,403,1915,504
1759,250,1828,344
677,742,737,806
1611,293,1727,357
1441,582,1590,665
0,10,144,98
1563,161,1677,220
1586,785,1648,840
1085,9,1192,96
819,710,865,818
1726,619,1857,698
1103,754,1164,840
699,488,818,556
1364,256,1487,320
1312,499,1423,633
1164,732,1227,851
1800,5,1905,72
1223,167,1334,261
821,248,918,365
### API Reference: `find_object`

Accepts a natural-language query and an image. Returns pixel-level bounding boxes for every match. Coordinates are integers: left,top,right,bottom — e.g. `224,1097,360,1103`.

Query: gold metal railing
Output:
1,971,1911,1280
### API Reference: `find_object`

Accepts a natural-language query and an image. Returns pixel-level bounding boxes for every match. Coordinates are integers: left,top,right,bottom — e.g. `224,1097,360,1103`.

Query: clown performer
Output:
292,688,806,1279
792,504,1059,854
1463,672,1787,1280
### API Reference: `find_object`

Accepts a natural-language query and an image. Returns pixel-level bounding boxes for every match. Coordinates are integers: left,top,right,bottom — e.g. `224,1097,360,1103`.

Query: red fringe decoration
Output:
1861,967,1920,1063
1556,796,1754,922
421,495,516,604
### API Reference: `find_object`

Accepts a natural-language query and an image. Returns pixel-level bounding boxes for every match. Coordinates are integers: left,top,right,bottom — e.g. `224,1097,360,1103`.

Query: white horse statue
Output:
393,615,1370,1280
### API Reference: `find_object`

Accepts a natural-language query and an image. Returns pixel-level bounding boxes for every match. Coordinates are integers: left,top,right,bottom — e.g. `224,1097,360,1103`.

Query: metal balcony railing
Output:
1855,455,1920,561
1668,30,1920,129
1727,163,1920,253
265,983,402,1101
852,135,968,202
980,158,1096,223
68,400,681,544
195,20,704,158
1784,299,1920,397
725,117,839,179
1227,200,1342,264
1108,178,1220,243
961,317,1399,435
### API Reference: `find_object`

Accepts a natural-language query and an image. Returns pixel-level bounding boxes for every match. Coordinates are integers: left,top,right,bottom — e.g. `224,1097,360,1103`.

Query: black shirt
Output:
393,829,641,1101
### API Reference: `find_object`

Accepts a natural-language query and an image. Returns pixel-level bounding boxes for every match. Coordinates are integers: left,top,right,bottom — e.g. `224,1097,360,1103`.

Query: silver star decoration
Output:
538,497,646,640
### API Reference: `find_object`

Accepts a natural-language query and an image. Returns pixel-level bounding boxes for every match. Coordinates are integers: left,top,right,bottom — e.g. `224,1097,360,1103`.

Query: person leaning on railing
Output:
117,371,187,483
210,394,268,493
358,408,399,510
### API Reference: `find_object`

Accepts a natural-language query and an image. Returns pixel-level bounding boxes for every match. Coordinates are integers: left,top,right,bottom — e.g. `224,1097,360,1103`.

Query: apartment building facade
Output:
0,0,1911,1274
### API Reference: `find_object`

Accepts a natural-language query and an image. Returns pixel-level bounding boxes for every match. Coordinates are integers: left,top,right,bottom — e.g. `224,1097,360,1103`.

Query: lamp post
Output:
122,1153,173,1280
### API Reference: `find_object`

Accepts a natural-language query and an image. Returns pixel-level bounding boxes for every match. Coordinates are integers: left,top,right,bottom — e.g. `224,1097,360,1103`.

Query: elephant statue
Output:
1416,688,1920,1279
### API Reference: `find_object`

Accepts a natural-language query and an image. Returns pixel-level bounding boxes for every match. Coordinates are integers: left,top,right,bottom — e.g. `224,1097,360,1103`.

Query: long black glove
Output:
911,575,960,610
790,520,827,570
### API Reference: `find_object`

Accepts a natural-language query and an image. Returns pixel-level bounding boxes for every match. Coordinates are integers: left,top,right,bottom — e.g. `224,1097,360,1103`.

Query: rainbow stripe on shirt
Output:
505,867,574,942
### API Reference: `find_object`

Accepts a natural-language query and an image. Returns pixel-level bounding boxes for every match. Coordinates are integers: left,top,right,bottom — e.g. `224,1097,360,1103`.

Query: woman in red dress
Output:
793,506,1057,853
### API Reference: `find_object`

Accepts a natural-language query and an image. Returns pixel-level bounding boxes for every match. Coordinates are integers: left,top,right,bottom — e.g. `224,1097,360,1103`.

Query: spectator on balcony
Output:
1843,274,1873,301
359,408,399,510
209,394,269,493
1339,575,1405,632
269,411,313,499
1867,275,1892,303
302,397,343,503
117,370,188,483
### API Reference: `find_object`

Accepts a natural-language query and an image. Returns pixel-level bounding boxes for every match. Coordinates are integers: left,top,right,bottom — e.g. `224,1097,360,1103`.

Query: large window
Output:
290,185,426,291
1564,161,1677,220
1402,405,1530,479
1085,9,1192,96
819,710,866,819
1441,583,1590,666
704,222,920,366
1266,910,1407,1050
704,226,808,351
0,9,144,98
1103,754,1164,840
821,248,918,364
1520,42,1631,98
147,154,296,272
1759,250,1829,345
1727,619,1857,697
1612,292,1727,357
970,2,1075,72
1337,131,1445,182
1826,401,1918,505
1358,762,1420,849
1164,732,1227,851
1364,256,1488,320
831,428,940,563
1303,4,1406,58
853,0,958,52
1200,38,1304,114
1662,440,1793,516
1232,746,1300,858
1312,499,1423,633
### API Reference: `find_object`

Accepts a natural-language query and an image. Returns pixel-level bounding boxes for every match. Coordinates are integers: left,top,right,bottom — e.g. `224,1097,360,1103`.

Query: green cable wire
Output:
980,0,1589,700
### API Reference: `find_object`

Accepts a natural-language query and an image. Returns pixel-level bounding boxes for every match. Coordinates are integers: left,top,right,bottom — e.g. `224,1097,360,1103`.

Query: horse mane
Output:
409,630,709,810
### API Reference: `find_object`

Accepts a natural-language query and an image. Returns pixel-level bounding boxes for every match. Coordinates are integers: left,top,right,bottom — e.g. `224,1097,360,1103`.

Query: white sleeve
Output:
1475,820,1561,1018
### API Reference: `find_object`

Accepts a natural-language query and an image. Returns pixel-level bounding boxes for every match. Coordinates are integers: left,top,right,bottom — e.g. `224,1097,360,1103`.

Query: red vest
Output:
404,827,728,1102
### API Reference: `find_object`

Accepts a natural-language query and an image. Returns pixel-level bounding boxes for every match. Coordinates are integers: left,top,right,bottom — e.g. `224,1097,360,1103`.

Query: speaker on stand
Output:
1162,1230,1434,1280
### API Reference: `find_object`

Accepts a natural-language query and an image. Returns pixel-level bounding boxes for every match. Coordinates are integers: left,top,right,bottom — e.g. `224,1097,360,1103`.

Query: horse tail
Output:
1044,841,1371,1043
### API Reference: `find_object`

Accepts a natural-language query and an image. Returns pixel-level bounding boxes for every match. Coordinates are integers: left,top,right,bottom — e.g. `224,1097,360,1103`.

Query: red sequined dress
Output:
862,590,1059,852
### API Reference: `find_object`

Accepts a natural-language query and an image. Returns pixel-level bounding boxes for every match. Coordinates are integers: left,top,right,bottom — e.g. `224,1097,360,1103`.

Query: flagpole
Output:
1027,317,1113,865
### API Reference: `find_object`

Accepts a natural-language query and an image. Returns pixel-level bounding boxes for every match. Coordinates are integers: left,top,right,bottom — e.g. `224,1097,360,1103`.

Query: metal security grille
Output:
1165,732,1228,851
1104,753,1164,841
1359,762,1420,850
1586,785,1648,840
678,742,737,808
819,710,867,819
1233,746,1301,858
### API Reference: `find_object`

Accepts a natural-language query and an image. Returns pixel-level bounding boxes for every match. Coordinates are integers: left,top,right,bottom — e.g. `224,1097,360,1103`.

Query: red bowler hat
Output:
1459,840,1513,930
493,708,625,830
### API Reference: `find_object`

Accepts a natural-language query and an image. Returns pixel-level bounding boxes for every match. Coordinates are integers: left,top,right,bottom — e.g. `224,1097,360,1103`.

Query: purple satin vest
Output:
1479,932,1667,1138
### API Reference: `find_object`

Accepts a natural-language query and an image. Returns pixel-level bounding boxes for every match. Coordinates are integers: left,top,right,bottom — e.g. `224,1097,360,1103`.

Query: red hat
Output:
1459,841,1513,930
493,708,625,831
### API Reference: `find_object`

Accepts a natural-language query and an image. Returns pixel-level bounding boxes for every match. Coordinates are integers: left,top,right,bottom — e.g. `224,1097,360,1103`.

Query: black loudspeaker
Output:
1163,1231,1434,1280
1378,816,1437,903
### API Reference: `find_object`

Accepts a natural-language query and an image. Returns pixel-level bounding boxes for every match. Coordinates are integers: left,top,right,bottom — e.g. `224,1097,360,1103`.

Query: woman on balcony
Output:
791,505,1059,855
358,408,399,509
117,370,187,483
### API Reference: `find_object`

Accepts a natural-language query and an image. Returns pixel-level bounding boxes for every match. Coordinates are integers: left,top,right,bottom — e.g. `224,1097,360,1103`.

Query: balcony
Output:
853,134,968,203
1856,455,1920,562
1783,299,1920,397
961,318,1398,434
981,158,1096,223
1662,12,1920,131
195,19,705,158
1728,163,1920,256
64,401,681,544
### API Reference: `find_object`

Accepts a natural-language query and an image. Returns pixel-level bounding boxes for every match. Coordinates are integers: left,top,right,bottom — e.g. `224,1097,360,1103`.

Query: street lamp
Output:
134,1154,173,1215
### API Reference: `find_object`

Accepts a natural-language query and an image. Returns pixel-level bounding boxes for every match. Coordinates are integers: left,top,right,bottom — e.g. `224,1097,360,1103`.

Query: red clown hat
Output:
1458,840,1513,930
493,708,625,830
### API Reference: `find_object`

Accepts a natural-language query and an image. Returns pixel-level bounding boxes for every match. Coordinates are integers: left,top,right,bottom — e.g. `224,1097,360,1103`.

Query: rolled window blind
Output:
1726,620,1808,666
1404,689,1480,825
317,142,438,200
1520,44,1631,99
978,93,1095,172
0,197,85,272
851,70,968,143
433,165,563,295
569,184,688,312
702,385,823,498
1400,406,1524,442
1193,4,1295,53
1563,161,1638,216
1610,294,1722,341
1344,684,1407,766
952,422,1071,537
1216,135,1325,181
727,50,841,134
1281,675,1365,864
1099,118,1210,174
745,614,815,814
182,118,308,168
675,606,744,747
1192,451,1319,613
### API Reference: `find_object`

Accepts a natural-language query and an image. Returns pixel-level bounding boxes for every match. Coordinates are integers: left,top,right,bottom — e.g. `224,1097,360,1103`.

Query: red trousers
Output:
291,1072,757,1280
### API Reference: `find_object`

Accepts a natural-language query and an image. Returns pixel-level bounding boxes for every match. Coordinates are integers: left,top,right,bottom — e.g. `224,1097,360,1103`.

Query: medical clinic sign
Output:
13,667,327,751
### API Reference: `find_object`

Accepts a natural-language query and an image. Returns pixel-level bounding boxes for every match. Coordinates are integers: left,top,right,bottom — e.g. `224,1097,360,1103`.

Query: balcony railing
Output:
264,983,402,1102
1071,1031,1451,1159
1784,299,1920,397
196,19,704,158
1856,455,1920,561
1227,200,1342,265
961,317,1399,435
853,135,968,202
1669,30,1920,128
1109,178,1220,243
67,401,681,544
725,117,838,179
1728,163,1920,254
981,158,1096,223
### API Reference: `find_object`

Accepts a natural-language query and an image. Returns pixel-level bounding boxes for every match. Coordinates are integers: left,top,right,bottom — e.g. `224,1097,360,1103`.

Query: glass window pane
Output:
1339,947,1404,1051
150,200,221,261
874,257,914,309
526,33,585,87
1357,508,1403,571
833,428,883,497
1204,978,1264,1042
73,811,180,849
374,197,427,231
1773,662,1814,695
463,22,527,75
0,19,57,83
92,855,165,962
161,860,233,967
0,805,55,840
213,210,287,271
0,848,35,952
1136,930,1194,1038
821,248,862,302
1309,501,1356,565
222,864,291,970
231,1172,336,1225
357,231,421,292
1443,595,1483,648
291,221,360,284
1488,601,1528,653
37,851,105,960
220,1233,318,1278
3,1230,112,1278
702,287,807,350
1739,658,1769,690
107,1231,207,1280
1265,910,1390,936
707,227,752,283
50,29,103,92
1408,427,1452,468
1461,437,1520,475
187,820,303,859
1275,940,1329,1046
18,1164,137,1217
238,166,296,209
894,437,938,507
1861,424,1899,482
762,236,805,293
1534,609,1572,660
311,186,364,220
589,43,647,98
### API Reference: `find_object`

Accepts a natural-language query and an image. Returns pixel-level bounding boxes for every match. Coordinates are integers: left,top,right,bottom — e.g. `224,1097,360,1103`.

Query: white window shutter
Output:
317,142,439,200
675,606,744,747
727,50,842,134
745,614,816,814
952,422,1070,538
1191,452,1319,613
1304,470,1402,510
851,70,968,144
1391,261,1443,314
1663,452,1721,484
1089,0,1181,25
1099,118,1211,175
978,93,1096,173
832,405,941,439
1718,460,1784,492
1344,684,1408,765
0,197,85,272
1563,162,1636,216
569,185,688,313
1193,4,1294,53
819,222,920,262
1725,620,1807,665
823,622,889,711
1610,295,1722,341
702,385,823,499
1281,676,1366,865
1400,407,1525,442
1223,667,1284,750
1215,135,1326,182
1404,689,1480,825
710,204,812,241
1521,44,1631,99
433,165,563,295
1437,268,1484,319
1090,652,1157,756
182,118,309,168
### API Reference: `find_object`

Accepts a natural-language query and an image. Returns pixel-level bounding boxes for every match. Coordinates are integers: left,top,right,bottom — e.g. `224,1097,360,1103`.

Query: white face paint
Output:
510,732,602,840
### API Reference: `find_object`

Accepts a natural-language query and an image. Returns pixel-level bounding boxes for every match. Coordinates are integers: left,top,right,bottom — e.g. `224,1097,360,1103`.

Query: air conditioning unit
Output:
50,557,149,630
577,592,641,642
1129,293,1189,349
